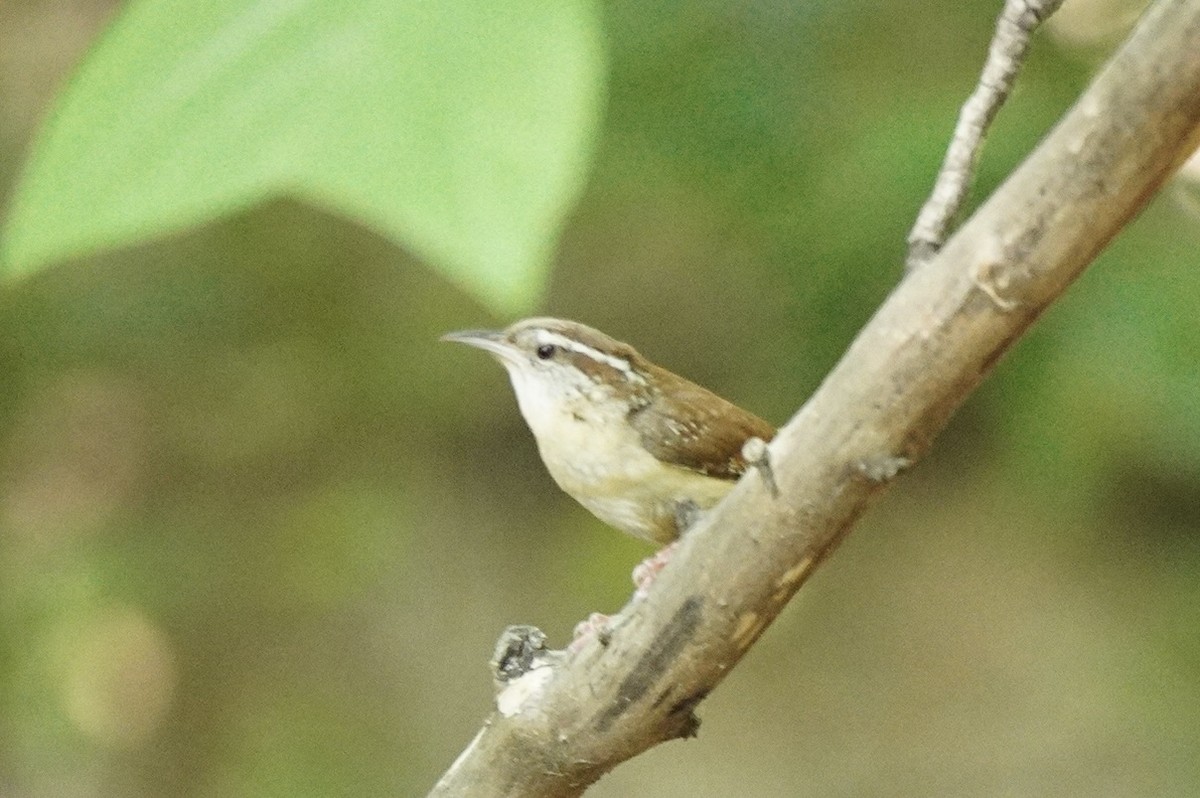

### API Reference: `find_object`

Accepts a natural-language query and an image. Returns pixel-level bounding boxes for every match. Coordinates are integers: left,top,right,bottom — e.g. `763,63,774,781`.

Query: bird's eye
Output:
536,344,557,360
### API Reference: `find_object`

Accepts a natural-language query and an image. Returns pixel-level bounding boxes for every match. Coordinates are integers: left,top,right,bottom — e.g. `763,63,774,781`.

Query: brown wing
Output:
628,366,775,480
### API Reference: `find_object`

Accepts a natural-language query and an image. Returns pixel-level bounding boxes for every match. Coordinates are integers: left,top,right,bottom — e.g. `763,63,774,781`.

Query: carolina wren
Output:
443,318,775,544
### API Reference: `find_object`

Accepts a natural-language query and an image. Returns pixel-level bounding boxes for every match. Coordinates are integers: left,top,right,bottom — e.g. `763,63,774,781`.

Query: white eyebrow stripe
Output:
535,330,646,383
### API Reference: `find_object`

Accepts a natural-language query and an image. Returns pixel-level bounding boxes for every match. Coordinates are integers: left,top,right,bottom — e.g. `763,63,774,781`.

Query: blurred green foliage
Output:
0,0,1197,796
1,0,604,313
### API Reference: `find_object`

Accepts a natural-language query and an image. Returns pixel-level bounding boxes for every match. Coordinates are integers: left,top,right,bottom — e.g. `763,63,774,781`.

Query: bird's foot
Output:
569,612,613,652
632,540,680,598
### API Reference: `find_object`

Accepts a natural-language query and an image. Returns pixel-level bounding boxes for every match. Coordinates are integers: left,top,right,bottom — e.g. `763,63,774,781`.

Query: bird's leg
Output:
631,499,701,597
672,498,703,531
573,501,707,650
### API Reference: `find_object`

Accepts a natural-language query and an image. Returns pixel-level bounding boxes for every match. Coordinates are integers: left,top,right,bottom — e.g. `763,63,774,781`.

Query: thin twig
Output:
906,0,1066,270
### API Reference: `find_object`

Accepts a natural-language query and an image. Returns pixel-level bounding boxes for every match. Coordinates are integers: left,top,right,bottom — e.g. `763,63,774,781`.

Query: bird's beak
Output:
440,329,520,365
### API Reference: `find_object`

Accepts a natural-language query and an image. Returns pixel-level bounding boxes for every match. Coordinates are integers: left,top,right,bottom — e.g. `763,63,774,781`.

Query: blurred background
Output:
2,0,1199,796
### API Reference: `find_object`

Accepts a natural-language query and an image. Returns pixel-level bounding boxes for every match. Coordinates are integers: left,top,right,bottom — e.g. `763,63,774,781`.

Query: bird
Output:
442,317,775,546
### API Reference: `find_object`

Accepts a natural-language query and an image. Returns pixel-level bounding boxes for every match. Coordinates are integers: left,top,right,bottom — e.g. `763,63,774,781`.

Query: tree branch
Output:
430,1,1200,794
907,0,1066,269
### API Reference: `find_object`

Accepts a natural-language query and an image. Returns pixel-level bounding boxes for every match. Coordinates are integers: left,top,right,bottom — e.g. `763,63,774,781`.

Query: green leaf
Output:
1,0,605,313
